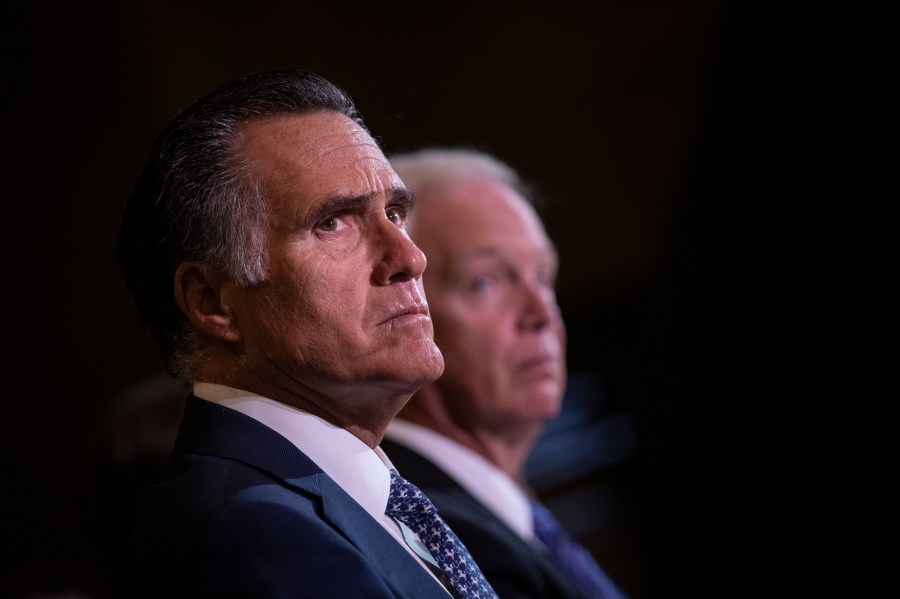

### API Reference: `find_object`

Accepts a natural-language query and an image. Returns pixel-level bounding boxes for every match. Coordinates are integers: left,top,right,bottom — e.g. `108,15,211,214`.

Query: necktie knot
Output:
387,469,497,599
386,471,438,519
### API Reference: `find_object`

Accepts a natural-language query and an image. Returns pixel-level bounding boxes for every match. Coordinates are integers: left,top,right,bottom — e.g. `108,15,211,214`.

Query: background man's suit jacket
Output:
381,438,592,599
121,396,451,598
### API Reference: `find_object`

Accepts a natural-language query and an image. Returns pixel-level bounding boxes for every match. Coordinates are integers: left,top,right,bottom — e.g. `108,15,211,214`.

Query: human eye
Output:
469,273,498,293
317,214,347,232
385,205,407,226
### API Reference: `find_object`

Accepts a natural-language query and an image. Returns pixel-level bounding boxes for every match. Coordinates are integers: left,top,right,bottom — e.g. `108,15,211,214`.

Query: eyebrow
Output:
464,245,560,266
392,187,416,212
303,187,414,228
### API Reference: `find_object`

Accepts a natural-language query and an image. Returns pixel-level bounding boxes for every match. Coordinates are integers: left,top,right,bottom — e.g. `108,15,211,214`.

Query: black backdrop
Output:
4,2,797,597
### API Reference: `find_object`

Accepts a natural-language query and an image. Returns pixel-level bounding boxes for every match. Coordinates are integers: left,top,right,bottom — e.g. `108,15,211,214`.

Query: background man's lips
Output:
516,354,561,372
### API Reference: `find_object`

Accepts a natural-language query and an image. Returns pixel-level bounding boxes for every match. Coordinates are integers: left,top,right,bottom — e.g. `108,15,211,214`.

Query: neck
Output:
195,358,413,449
398,389,542,479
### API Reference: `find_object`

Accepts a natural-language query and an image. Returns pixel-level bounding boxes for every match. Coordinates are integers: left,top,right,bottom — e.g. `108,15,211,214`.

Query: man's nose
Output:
518,282,560,332
371,220,427,285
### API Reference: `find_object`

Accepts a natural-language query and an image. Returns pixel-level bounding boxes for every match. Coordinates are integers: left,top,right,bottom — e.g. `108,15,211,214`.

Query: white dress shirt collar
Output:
193,383,450,595
193,382,392,522
384,418,535,541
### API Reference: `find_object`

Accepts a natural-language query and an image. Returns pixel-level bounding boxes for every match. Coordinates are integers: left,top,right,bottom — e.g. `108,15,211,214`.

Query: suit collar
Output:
173,395,451,598
175,394,324,482
382,438,596,598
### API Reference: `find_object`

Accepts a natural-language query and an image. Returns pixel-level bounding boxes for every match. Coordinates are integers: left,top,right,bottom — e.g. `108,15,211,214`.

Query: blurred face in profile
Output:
220,112,444,414
409,177,566,434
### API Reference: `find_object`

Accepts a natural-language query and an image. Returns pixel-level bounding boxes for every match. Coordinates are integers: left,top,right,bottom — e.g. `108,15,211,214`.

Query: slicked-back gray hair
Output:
118,70,366,377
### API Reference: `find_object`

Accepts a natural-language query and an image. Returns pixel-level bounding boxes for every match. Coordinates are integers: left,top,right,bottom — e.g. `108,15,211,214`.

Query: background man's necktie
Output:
530,499,629,599
386,469,498,599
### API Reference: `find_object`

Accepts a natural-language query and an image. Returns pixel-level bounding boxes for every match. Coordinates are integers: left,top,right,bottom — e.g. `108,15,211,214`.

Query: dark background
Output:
4,1,797,597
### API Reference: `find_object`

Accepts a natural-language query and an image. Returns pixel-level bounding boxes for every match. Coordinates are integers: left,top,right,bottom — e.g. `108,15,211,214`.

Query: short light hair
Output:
390,148,536,209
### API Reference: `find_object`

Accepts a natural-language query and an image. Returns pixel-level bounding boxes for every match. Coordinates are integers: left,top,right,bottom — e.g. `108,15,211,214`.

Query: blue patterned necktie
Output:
386,469,498,599
530,500,629,599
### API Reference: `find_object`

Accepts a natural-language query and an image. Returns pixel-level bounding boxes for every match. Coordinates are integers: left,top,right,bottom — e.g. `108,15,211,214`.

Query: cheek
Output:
555,312,568,345
281,255,362,312
554,322,567,358
433,314,507,376
248,288,336,355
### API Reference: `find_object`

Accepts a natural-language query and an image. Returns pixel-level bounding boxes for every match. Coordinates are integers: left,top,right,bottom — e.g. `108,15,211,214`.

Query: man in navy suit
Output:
117,71,491,598
382,149,629,599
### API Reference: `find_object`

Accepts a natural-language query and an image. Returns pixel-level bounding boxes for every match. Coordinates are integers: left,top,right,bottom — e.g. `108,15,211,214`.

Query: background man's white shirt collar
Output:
385,418,535,541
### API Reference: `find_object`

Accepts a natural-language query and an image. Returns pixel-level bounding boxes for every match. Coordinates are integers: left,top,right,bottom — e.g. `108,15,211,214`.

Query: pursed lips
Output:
515,351,562,375
378,303,429,325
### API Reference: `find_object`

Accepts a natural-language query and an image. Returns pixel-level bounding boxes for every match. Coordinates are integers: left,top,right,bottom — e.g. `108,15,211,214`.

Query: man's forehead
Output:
417,187,555,268
240,112,384,165
455,244,557,264
239,112,401,203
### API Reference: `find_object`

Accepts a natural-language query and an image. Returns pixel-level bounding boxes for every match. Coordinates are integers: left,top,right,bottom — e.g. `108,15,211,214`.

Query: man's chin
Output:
532,388,566,421
404,341,445,388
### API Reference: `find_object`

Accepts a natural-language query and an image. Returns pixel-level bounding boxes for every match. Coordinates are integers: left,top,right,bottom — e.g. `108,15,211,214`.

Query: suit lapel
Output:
175,396,449,598
311,473,452,598
175,395,323,480
382,438,591,597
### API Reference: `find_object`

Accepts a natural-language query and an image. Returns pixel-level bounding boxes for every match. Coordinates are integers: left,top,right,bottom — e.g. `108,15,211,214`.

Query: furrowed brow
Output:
390,187,415,212
304,193,375,228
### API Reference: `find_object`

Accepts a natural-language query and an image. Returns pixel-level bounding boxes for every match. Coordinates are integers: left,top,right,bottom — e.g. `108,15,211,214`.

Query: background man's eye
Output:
386,208,402,223
320,217,338,231
471,276,493,292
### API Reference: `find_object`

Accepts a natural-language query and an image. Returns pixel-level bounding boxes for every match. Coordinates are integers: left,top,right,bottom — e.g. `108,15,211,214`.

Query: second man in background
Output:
383,149,628,599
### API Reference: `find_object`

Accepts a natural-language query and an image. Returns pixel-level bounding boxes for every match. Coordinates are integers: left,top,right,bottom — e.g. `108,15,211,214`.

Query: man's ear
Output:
174,262,242,343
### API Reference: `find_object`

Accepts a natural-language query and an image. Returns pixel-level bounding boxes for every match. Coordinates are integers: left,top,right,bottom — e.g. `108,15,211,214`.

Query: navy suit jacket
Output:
381,438,593,599
120,396,451,598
